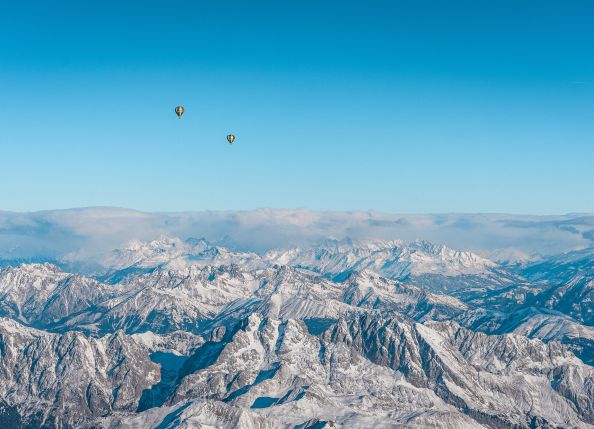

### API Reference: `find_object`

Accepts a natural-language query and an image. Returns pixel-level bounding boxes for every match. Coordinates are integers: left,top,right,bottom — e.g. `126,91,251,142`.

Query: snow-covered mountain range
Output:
0,233,593,428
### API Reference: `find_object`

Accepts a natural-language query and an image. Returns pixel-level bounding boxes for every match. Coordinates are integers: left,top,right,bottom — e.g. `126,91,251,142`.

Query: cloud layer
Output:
1,208,593,263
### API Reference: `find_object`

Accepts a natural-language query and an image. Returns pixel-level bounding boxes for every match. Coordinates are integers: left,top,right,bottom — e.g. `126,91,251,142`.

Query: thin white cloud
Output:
0,208,592,264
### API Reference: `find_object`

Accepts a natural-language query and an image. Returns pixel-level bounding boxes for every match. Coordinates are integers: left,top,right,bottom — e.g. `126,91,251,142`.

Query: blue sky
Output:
1,0,593,213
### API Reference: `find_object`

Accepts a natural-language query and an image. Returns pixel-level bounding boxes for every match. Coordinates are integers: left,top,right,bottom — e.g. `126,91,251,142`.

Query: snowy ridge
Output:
0,236,593,427
266,239,500,278
101,237,263,273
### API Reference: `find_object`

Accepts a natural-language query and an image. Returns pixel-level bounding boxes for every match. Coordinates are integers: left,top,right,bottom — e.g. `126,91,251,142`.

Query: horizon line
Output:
1,206,593,217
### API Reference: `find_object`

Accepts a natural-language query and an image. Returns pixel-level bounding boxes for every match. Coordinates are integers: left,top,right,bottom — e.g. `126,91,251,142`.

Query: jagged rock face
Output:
100,237,521,295
340,271,468,321
95,313,594,428
0,264,115,327
15,265,263,336
0,262,467,337
0,238,593,428
265,239,520,296
205,267,469,333
529,275,594,326
457,307,594,366
519,248,594,326
158,314,484,429
0,318,160,428
324,315,594,428
452,247,594,365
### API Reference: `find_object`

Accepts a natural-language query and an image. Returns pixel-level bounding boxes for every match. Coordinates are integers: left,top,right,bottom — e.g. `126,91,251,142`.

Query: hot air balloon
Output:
174,105,185,119
227,134,235,144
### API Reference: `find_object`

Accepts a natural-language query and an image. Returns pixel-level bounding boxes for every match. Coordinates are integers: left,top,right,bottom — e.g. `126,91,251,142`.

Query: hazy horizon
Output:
3,206,594,217
1,207,593,265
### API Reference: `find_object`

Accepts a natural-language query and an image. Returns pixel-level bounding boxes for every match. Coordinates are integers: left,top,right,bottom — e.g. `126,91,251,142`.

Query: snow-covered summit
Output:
265,238,500,279
101,236,263,273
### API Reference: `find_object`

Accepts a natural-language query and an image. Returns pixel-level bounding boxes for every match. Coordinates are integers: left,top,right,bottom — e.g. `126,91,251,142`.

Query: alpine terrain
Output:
0,231,593,428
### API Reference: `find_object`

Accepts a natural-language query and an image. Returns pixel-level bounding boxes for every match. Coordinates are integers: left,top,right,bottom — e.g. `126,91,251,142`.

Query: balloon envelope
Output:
175,106,184,119
227,134,235,144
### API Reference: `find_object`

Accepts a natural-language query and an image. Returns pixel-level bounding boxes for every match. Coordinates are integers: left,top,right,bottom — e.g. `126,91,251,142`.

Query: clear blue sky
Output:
1,0,593,213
